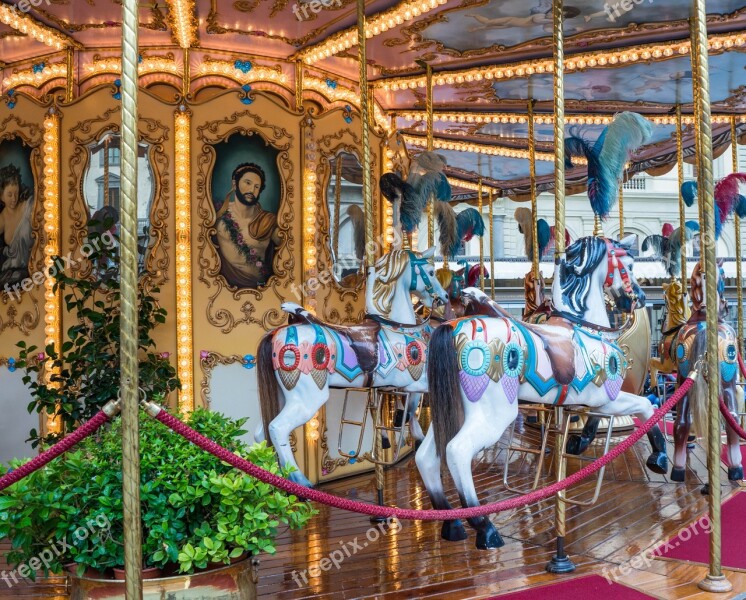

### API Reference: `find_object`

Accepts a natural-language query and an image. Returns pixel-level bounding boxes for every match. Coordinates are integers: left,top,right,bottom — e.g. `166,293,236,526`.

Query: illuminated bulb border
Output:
376,32,746,91
165,0,198,49
384,148,395,248
197,59,288,85
5,63,67,89
447,177,499,193
175,110,194,414
87,57,182,77
43,112,61,433
0,4,79,50
395,110,746,127
304,77,391,134
297,0,448,64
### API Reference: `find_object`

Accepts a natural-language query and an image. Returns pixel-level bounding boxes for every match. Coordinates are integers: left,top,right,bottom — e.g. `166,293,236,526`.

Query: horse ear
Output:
619,234,637,250
421,246,436,259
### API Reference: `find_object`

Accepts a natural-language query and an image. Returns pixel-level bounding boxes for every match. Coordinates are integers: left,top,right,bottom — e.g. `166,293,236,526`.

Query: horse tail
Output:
257,333,281,446
428,323,464,459
689,329,712,447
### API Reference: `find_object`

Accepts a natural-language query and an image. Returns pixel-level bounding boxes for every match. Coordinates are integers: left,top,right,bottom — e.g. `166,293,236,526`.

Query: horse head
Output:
554,235,645,327
690,259,727,319
523,271,546,316
366,248,447,322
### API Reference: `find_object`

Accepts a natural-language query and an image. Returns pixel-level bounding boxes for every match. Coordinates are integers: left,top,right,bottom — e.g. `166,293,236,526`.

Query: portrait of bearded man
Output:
214,162,281,289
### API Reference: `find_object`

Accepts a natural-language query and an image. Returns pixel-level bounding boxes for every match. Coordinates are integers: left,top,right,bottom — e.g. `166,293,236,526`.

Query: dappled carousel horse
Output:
256,248,447,487
670,260,743,482
415,236,669,549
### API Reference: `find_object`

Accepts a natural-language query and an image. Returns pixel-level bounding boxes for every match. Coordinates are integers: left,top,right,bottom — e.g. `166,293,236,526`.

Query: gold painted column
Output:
732,117,743,354
677,106,688,308
691,0,732,593
547,0,574,576
422,61,435,250
529,99,539,277
65,48,74,102
489,189,495,299
120,0,143,595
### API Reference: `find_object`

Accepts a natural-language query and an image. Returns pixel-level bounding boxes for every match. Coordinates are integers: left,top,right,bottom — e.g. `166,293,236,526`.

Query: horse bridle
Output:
603,239,637,302
408,251,438,299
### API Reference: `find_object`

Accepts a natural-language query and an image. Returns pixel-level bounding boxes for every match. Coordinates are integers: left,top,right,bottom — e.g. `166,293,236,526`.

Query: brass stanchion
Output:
357,0,386,522
489,189,495,299
691,0,732,592
676,106,688,310
732,117,743,355
529,98,539,277
120,0,143,596
478,178,484,290
547,0,574,575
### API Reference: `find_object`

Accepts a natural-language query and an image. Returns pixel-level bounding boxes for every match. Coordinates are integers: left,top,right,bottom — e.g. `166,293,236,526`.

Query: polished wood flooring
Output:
2,422,746,599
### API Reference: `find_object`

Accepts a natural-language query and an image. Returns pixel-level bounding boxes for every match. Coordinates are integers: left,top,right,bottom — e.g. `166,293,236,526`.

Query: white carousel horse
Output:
415,235,669,549
256,248,447,487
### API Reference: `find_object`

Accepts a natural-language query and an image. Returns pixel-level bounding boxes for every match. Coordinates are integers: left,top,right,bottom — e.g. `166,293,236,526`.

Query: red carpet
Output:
653,491,746,570
633,416,674,435
487,575,656,599
720,443,746,475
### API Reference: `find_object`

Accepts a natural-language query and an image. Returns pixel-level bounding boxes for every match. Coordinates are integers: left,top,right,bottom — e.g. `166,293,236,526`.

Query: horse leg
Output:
254,422,265,444
723,382,743,481
566,415,601,455
415,428,468,542
268,382,329,488
597,392,668,474
446,396,516,549
671,380,691,482
408,392,426,449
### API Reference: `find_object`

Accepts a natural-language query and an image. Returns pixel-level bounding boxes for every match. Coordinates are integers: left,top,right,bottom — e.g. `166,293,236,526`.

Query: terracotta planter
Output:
63,563,108,580
68,558,258,600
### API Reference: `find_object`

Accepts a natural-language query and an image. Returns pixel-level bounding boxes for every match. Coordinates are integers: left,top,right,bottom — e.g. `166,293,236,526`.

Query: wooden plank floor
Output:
2,426,745,599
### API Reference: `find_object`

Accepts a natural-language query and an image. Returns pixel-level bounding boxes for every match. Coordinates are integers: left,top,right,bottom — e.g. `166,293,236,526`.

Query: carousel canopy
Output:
0,0,743,198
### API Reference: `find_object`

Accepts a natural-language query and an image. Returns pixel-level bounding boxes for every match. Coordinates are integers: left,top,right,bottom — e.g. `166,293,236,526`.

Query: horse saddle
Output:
524,318,577,386
282,303,381,375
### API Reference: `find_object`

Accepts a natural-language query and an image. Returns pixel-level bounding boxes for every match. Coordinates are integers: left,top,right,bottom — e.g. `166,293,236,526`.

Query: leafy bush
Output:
0,409,315,576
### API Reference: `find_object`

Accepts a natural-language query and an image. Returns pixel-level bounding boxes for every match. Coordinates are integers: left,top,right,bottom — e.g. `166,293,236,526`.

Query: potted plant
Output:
0,408,315,597
16,213,179,447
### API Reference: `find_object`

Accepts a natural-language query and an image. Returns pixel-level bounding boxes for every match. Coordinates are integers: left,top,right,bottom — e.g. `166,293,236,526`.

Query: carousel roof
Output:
0,0,743,197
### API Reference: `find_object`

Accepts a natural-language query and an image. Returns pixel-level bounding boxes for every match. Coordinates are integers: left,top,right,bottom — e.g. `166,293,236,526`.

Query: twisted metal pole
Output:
529,98,539,278
120,0,142,595
478,178,484,290
691,1,731,592
489,189,495,299
732,117,743,355
547,0,574,575
677,106,688,308
424,62,435,250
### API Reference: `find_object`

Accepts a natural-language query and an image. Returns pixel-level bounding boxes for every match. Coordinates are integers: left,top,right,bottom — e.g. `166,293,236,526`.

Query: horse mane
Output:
370,249,410,314
559,237,608,317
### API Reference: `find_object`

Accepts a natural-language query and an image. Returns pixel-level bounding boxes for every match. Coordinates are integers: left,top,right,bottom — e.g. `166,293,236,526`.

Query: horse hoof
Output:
476,524,505,550
686,442,696,450
393,409,407,427
441,520,468,542
569,415,580,423
646,452,668,475
670,466,686,482
566,435,588,455
701,483,710,495
381,437,392,450
728,466,744,481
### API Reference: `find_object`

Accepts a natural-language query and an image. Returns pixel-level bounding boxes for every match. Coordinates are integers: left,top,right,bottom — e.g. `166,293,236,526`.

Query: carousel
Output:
0,0,744,598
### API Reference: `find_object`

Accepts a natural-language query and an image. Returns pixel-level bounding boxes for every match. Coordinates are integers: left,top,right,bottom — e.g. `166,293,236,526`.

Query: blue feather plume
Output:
537,219,551,258
457,208,485,242
736,195,746,218
565,112,653,220
681,181,698,207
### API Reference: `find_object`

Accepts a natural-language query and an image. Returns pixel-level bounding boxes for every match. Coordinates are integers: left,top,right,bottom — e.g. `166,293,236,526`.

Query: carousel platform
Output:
2,427,743,600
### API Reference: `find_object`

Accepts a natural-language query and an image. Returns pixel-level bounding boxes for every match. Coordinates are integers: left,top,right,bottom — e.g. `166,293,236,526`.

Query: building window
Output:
99,145,121,168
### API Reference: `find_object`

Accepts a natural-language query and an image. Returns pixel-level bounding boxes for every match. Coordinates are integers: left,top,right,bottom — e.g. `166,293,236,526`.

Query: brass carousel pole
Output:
677,106,688,309
65,47,74,102
547,0,574,575
691,0,732,592
529,98,539,279
732,116,743,355
182,47,190,98
618,182,624,240
357,0,386,520
489,188,495,299
121,0,143,596
423,61,435,250
478,178,484,290
295,60,303,112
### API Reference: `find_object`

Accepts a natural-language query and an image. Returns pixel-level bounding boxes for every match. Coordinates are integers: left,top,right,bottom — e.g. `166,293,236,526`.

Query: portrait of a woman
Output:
0,164,33,289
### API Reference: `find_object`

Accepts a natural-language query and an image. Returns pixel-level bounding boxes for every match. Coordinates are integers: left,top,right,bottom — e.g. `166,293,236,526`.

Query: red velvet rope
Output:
0,410,110,492
153,376,694,521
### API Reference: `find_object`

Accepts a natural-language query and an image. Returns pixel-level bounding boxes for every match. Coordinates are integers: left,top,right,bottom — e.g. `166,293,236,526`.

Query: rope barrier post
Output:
547,0,575,575
692,0,732,592
120,0,143,596
357,0,386,521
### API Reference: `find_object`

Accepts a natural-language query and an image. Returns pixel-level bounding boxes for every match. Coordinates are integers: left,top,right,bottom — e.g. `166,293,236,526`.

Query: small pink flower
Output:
256,261,262,267
161,352,170,359
200,350,209,359
250,248,256,255
37,352,45,360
